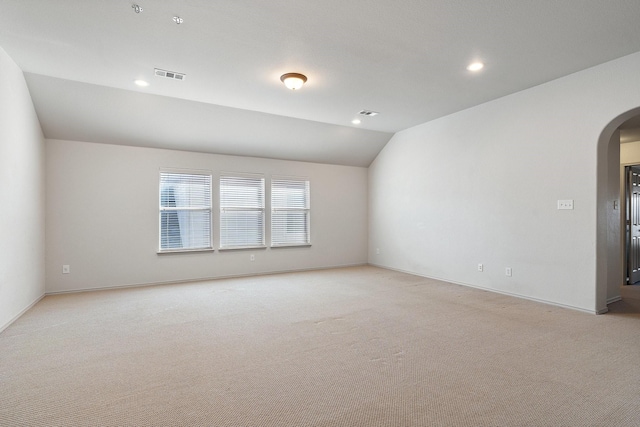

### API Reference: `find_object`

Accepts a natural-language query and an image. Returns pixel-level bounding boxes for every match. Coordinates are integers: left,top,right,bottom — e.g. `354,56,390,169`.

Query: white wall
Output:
45,140,368,293
369,51,640,313
0,47,45,331
621,140,640,162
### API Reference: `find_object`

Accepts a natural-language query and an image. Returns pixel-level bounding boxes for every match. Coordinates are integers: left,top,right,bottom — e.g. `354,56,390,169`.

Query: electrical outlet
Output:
478,263,483,272
250,254,255,262
505,267,512,277
62,265,70,274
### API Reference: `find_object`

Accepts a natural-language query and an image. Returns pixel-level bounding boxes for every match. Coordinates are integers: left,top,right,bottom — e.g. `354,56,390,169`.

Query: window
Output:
220,174,265,249
271,178,310,246
159,171,212,252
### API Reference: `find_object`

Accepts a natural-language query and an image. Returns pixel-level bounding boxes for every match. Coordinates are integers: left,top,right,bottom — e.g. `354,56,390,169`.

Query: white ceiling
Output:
1,0,640,166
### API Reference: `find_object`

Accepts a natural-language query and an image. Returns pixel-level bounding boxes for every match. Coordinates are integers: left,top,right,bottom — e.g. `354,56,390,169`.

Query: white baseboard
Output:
45,263,369,295
368,263,600,315
606,296,622,305
0,293,45,334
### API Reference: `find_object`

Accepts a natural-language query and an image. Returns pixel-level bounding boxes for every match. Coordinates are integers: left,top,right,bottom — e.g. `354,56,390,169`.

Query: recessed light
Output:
467,62,484,72
173,16,184,24
134,79,149,87
131,4,143,13
352,119,361,125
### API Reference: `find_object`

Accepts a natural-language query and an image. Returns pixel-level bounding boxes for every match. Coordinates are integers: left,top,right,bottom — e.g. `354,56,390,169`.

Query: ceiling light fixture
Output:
352,119,361,125
173,16,184,24
467,62,484,72
280,73,307,90
134,79,149,87
132,4,143,13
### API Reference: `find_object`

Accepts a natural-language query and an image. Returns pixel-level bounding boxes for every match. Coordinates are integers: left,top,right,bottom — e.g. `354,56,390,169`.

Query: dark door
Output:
627,166,640,284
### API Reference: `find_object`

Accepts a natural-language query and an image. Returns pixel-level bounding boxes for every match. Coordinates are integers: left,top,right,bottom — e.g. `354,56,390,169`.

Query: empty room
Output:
1,1,640,425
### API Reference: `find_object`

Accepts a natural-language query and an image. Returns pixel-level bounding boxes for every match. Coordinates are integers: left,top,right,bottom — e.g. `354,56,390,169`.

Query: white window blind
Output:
159,172,212,251
271,178,310,246
220,174,265,248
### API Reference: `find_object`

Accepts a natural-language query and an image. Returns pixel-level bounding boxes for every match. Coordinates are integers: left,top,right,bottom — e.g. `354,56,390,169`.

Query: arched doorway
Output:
596,107,640,313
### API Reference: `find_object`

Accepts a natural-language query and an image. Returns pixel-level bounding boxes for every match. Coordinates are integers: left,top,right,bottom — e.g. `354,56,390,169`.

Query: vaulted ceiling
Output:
1,0,640,166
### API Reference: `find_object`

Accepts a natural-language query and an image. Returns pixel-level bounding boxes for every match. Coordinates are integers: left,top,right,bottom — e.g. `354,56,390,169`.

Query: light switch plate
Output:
557,199,574,210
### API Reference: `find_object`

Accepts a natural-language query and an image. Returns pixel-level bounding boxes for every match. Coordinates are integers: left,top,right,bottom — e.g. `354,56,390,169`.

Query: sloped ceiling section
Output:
2,1,640,165
25,74,392,167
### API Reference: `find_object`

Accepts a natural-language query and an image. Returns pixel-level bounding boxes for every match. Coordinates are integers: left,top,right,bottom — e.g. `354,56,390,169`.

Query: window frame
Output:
271,176,311,248
219,172,266,250
158,169,213,254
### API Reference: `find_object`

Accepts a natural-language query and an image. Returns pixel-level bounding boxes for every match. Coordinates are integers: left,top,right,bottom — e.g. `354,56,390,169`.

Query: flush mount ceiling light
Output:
467,61,484,72
280,73,307,90
134,79,149,87
352,119,361,125
131,4,143,13
173,16,184,24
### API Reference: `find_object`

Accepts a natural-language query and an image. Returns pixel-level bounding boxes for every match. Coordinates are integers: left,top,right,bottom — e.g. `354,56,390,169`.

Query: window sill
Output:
271,244,312,249
218,246,268,252
157,248,215,255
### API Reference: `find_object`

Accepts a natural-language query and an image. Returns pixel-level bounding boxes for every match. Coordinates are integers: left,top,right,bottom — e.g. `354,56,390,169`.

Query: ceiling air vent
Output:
154,68,186,81
358,110,379,116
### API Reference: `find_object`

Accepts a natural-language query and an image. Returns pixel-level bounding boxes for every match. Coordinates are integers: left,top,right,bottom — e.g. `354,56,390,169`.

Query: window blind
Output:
220,175,265,248
159,172,212,251
271,178,310,246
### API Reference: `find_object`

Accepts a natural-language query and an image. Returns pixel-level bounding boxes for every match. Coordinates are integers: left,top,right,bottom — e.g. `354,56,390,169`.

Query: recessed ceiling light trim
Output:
467,62,484,72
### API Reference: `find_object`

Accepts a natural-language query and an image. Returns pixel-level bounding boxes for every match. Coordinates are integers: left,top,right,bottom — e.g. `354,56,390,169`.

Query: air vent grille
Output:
154,68,186,81
358,110,379,116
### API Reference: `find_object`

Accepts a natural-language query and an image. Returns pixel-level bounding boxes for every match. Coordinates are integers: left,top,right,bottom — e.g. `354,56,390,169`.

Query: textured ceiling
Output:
1,0,640,165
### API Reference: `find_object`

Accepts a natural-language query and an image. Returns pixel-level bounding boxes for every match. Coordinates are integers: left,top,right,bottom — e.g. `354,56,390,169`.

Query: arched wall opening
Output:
596,106,640,313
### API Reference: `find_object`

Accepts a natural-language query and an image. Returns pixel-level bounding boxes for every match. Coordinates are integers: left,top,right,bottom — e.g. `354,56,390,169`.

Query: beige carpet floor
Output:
1,266,639,426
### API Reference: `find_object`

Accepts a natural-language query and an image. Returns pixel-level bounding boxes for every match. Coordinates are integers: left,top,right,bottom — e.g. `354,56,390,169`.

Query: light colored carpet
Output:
1,266,639,426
